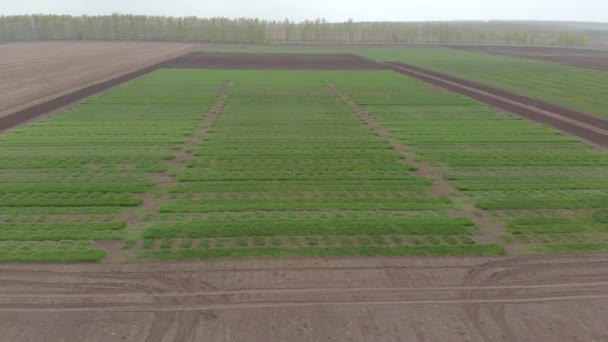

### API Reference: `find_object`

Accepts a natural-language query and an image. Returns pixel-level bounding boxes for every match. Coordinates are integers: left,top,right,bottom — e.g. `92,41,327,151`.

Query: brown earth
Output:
1,254,608,341
385,62,608,148
454,45,608,70
165,52,388,70
0,41,199,119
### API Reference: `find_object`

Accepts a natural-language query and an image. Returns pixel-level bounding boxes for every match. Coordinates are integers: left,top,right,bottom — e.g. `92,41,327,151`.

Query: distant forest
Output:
0,14,602,48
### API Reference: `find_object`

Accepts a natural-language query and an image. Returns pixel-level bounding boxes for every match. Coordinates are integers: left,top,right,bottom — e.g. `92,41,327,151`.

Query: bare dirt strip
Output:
454,45,608,70
165,52,388,70
1,254,608,341
0,42,200,118
385,62,608,148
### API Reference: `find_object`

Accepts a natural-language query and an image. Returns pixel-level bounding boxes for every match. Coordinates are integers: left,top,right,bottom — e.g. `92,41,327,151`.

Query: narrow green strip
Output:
0,249,107,263
138,245,506,260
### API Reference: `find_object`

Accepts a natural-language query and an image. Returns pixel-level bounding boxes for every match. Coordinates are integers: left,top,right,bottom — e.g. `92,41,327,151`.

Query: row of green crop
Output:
144,70,493,257
0,69,229,261
334,70,608,250
144,217,475,238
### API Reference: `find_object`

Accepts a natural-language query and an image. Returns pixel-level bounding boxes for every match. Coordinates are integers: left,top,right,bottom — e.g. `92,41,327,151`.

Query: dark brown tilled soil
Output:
165,52,389,70
454,45,608,70
385,62,608,148
1,52,384,133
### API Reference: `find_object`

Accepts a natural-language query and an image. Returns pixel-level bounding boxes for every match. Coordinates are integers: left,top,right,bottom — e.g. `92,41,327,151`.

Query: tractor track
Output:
2,254,608,340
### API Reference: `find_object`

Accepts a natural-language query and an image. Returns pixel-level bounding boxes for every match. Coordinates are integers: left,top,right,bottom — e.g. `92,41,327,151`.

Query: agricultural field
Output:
456,45,608,70
205,44,608,118
138,70,502,260
2,58,607,261
364,48,608,118
337,71,608,253
0,70,220,261
0,68,508,262
0,41,196,118
2,46,608,341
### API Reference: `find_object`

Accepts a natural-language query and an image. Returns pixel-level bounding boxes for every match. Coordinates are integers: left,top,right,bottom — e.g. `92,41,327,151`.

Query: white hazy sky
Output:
1,0,607,22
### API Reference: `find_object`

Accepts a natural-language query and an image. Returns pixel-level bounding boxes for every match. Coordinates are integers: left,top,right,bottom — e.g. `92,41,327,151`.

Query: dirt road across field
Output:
385,61,608,148
1,254,608,341
0,41,199,119
454,45,608,70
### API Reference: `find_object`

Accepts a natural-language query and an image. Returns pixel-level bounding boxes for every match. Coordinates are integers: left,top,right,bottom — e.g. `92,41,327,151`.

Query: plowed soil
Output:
386,61,608,148
165,52,388,69
1,254,608,341
455,45,608,70
0,41,199,118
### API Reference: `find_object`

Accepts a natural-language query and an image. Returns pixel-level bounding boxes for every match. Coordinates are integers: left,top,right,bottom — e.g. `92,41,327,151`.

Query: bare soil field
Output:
1,254,608,341
0,41,199,118
166,52,387,69
455,45,608,70
386,61,608,148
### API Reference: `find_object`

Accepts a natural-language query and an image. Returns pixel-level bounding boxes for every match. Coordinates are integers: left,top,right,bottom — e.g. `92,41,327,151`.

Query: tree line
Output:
0,14,590,47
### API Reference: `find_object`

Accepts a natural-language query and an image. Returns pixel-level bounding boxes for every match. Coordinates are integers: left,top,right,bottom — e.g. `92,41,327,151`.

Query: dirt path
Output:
328,84,507,249
385,62,608,148
1,254,608,341
116,83,233,256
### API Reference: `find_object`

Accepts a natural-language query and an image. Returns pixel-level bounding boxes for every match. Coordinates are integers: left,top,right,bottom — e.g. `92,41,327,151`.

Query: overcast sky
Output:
1,0,606,22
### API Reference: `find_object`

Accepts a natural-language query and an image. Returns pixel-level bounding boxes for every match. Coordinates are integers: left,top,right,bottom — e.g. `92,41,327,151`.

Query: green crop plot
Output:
332,71,608,253
205,44,608,118
135,69,502,260
0,71,222,262
5,63,606,262
361,48,608,118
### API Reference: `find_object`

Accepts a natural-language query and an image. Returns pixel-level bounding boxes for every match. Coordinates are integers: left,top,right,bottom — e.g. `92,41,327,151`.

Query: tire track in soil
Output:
326,83,509,250
2,254,608,341
461,253,608,340
2,292,608,313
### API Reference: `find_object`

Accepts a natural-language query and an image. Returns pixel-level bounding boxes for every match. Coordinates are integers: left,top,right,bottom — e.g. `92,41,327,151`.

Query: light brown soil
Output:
1,254,608,341
0,41,199,118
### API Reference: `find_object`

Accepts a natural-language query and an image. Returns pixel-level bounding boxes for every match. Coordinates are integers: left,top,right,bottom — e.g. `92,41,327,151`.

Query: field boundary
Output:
385,61,608,148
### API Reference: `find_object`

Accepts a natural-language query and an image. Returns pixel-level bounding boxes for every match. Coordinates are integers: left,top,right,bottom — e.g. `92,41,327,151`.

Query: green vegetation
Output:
205,44,608,118
532,243,608,254
134,69,501,259
331,70,608,253
138,245,505,261
365,48,608,118
0,69,221,262
4,66,605,261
